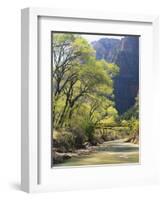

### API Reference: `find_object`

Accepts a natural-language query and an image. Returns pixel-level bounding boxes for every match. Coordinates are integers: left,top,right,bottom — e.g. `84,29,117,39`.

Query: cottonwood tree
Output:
52,33,119,130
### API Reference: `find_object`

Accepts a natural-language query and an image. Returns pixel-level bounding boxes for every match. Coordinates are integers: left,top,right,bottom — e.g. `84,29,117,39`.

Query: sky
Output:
81,34,124,43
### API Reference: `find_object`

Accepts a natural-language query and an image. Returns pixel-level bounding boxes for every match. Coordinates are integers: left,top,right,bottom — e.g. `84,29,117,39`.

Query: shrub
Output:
81,118,96,144
53,130,75,152
70,127,87,148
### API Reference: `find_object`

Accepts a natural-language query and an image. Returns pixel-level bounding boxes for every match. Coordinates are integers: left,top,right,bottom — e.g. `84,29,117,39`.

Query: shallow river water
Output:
54,139,139,167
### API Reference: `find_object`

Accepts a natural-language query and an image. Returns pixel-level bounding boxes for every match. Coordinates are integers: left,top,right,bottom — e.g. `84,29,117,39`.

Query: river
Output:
54,139,139,167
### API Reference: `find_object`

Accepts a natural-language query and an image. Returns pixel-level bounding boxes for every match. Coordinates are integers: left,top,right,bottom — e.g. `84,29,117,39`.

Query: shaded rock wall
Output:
92,36,139,114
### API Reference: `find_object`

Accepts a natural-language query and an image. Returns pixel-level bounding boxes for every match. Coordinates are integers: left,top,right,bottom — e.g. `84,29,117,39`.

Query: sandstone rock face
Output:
92,36,139,114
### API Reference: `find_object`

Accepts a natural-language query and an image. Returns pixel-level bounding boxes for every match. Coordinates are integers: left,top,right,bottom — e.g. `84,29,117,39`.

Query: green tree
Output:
52,33,119,138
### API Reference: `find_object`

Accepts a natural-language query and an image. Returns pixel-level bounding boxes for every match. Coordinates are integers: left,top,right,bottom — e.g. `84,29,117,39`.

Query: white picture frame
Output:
21,7,159,193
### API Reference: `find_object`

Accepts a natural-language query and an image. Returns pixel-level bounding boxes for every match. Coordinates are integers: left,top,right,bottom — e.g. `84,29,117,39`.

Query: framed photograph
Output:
21,8,159,193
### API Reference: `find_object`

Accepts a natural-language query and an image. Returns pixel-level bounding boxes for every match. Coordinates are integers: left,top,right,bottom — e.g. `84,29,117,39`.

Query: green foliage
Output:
81,117,95,143
122,94,139,120
120,94,139,138
70,127,87,148
53,130,75,152
128,118,139,135
52,33,119,129
98,106,118,127
121,120,128,127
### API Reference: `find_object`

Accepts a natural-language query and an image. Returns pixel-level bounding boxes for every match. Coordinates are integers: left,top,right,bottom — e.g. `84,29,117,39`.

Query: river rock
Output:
76,149,90,155
53,151,72,164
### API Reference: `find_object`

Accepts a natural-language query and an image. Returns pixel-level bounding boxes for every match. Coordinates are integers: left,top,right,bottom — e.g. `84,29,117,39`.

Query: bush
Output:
70,127,87,148
81,118,96,144
53,130,75,152
53,127,88,152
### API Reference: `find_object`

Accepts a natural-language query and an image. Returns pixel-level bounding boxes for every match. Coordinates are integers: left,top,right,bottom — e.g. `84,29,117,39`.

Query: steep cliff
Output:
92,36,139,114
